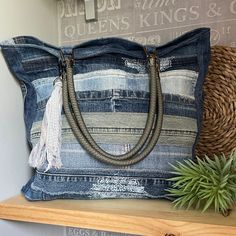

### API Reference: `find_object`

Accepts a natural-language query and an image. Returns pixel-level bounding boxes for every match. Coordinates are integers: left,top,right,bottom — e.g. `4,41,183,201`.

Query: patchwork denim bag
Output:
0,28,210,201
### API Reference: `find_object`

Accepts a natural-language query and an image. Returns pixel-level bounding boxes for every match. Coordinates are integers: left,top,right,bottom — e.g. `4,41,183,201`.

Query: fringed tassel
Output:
29,78,63,172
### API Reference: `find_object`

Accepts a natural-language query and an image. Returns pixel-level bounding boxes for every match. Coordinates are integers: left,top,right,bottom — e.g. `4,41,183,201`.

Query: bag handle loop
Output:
62,48,163,166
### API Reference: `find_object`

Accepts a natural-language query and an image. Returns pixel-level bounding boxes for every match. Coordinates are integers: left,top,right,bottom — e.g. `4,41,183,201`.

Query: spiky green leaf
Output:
168,150,236,214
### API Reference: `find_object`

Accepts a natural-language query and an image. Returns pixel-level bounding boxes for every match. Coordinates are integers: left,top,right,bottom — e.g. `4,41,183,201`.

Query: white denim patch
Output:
0,38,15,46
122,57,146,73
91,176,147,194
160,56,175,71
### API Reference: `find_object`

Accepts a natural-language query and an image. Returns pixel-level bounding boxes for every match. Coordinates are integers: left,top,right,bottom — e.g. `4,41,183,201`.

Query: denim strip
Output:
31,69,198,102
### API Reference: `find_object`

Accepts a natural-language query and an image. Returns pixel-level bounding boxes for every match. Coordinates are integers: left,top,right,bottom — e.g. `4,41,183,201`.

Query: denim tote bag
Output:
0,28,210,201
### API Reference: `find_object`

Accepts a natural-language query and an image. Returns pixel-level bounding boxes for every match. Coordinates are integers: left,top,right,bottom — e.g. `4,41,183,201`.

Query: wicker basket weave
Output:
195,45,236,158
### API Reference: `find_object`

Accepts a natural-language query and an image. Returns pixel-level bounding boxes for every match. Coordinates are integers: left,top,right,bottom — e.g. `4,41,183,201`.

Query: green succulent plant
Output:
168,150,236,215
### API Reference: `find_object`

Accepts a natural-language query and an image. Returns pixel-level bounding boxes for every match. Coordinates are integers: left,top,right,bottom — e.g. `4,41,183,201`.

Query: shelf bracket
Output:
84,0,96,21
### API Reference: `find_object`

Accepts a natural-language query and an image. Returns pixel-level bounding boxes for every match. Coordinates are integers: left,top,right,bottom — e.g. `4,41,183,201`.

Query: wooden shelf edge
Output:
1,195,236,235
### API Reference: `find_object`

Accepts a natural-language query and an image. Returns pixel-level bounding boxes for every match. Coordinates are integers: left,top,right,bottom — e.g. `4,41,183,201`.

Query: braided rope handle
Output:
62,49,163,166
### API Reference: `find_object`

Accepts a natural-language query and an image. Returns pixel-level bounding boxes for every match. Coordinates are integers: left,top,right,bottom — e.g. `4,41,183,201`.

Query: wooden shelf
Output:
0,195,236,236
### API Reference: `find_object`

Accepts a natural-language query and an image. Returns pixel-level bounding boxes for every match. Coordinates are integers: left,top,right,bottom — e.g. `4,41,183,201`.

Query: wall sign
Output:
58,0,236,46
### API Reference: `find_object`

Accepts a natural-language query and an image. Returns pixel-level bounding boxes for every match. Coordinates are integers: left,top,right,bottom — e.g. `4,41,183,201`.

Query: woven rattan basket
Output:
196,45,236,158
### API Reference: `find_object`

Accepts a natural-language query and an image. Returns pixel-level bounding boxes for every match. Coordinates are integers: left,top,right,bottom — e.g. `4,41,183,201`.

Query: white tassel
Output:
29,78,63,172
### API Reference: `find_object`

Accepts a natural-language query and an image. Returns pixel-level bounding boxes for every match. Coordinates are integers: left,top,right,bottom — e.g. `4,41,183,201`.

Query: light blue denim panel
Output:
30,112,196,172
31,69,197,121
31,66,197,101
0,28,211,201
74,70,197,98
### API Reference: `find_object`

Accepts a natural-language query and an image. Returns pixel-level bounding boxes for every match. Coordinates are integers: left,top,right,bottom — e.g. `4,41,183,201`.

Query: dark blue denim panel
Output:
72,28,209,60
73,37,146,60
192,29,211,156
0,45,60,142
1,47,38,144
13,36,59,51
34,92,196,122
22,56,58,73
22,170,173,201
0,28,208,85
74,55,146,75
1,46,59,80
73,54,198,75
1,28,208,79
157,28,209,57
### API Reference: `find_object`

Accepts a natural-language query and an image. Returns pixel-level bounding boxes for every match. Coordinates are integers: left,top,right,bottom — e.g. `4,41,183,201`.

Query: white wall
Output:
0,0,64,235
